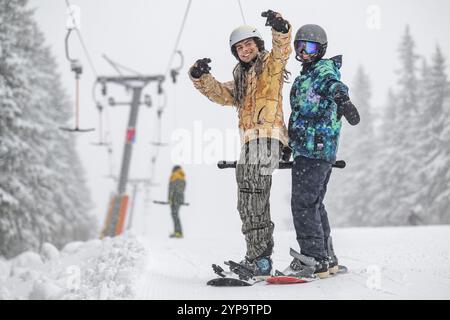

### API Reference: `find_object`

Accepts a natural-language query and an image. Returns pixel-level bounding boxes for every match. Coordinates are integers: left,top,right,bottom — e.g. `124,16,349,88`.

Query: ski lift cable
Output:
65,0,98,77
91,81,104,143
164,0,192,78
147,0,192,197
169,50,184,84
237,0,247,24
156,108,163,143
111,59,142,76
91,80,115,176
152,90,167,146
146,108,164,187
102,54,124,76
154,0,192,168
61,29,95,132
102,54,143,76
148,104,165,186
101,106,115,176
155,0,191,163
91,80,114,149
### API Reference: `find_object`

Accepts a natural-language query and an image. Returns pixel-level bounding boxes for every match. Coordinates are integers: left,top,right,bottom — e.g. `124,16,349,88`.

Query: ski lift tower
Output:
99,75,165,238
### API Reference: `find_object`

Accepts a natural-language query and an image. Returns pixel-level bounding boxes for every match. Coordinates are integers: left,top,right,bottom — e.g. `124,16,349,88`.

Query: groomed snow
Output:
1,223,449,300
136,224,450,300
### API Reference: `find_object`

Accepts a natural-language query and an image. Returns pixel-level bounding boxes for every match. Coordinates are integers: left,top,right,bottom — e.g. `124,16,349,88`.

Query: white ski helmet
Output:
229,25,262,48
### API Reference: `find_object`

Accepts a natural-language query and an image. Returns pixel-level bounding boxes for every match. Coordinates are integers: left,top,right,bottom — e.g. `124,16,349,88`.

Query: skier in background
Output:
285,24,360,278
189,10,292,277
168,165,186,238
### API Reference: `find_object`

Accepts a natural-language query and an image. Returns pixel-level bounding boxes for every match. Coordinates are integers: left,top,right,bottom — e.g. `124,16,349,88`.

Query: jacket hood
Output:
170,168,185,182
329,55,343,69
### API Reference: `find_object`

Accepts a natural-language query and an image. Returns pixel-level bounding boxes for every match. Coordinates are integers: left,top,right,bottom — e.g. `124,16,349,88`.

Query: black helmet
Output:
294,24,327,44
172,165,181,172
294,24,328,63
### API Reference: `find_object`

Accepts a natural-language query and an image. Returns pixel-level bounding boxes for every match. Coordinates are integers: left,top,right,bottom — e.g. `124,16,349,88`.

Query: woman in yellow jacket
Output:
168,165,186,238
189,10,292,277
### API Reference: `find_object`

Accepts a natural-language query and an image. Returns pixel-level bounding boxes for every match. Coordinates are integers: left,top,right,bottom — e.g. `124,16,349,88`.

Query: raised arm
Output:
262,10,292,67
189,58,235,106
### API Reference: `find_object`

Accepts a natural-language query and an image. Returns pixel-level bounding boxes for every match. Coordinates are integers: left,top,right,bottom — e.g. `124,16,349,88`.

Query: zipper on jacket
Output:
256,106,266,124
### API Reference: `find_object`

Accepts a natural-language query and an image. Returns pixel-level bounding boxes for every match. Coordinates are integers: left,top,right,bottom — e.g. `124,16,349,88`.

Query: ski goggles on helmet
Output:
295,40,320,55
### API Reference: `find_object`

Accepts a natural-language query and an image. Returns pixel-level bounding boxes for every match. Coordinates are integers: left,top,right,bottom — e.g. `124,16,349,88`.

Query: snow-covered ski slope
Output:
136,224,450,300
1,213,449,299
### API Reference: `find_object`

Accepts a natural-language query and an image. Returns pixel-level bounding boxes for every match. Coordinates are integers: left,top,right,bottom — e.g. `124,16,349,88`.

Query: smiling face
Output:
234,38,259,63
300,52,318,63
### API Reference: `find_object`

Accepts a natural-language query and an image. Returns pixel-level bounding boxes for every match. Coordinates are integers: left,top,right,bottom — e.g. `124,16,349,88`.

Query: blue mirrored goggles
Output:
295,40,320,55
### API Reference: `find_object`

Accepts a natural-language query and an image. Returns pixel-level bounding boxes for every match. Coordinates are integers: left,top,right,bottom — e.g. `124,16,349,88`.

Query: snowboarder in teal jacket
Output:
285,24,360,279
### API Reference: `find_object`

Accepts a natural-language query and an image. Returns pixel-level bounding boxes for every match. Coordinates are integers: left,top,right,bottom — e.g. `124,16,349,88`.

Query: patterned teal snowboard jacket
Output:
288,55,348,163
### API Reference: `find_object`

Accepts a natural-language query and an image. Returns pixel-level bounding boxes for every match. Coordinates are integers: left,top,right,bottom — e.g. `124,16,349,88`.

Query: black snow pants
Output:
291,155,333,260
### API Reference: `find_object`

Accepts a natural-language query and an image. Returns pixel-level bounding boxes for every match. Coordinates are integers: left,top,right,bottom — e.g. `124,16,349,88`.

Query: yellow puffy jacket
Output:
168,168,186,205
189,27,292,147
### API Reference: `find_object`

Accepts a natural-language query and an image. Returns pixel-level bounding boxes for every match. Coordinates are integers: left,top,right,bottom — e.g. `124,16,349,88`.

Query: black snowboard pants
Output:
291,155,333,260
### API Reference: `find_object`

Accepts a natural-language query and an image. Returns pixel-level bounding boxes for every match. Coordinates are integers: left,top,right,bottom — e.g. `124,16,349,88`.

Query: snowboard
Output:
333,264,349,274
266,276,313,284
207,277,262,286
266,265,348,285
206,261,265,287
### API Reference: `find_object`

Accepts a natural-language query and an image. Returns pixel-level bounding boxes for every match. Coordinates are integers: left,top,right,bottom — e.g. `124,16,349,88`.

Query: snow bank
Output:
0,234,147,300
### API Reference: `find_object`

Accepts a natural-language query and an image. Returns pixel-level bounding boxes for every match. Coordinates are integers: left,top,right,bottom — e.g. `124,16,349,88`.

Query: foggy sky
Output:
31,0,450,234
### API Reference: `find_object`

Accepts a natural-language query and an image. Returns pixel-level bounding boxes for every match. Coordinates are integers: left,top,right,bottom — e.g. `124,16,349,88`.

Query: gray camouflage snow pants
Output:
236,138,282,261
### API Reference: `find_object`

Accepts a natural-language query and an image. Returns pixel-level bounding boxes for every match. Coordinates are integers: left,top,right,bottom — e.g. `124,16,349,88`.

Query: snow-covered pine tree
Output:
368,88,400,225
328,66,376,226
346,66,377,225
435,87,450,223
0,0,96,258
401,58,431,225
370,26,420,226
26,38,96,247
0,0,40,256
413,46,450,224
392,25,422,224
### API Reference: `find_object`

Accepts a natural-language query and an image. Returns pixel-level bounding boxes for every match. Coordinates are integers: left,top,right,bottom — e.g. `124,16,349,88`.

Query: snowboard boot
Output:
236,256,273,279
169,231,183,238
283,248,330,279
327,237,339,274
327,255,339,274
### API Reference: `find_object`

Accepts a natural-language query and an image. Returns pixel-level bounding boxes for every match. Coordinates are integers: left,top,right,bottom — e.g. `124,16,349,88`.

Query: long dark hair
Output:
231,37,290,108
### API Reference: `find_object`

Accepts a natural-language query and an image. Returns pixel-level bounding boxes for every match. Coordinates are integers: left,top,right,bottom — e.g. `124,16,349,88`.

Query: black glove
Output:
334,92,360,126
261,10,289,33
281,146,292,162
190,58,211,79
